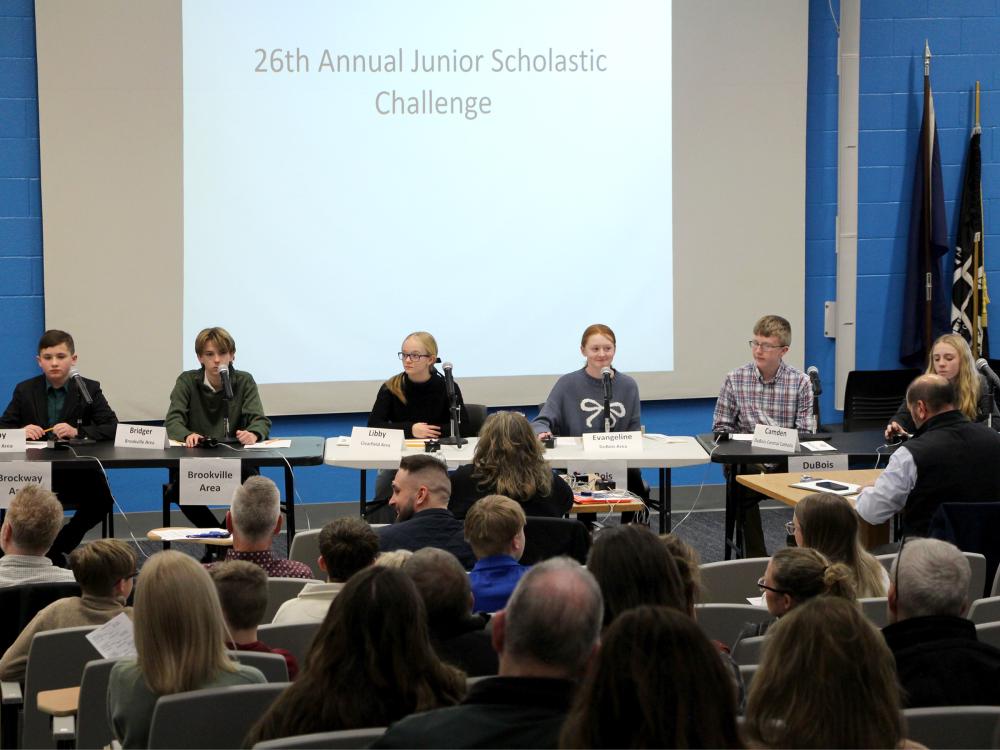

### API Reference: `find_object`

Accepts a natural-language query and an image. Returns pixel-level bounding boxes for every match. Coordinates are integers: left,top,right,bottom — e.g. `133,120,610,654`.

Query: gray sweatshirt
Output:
532,367,641,436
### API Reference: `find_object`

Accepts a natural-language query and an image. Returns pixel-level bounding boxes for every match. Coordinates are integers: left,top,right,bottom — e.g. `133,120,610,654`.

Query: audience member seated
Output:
378,454,475,569
464,495,529,612
0,485,76,586
744,597,909,748
448,411,574,519
373,557,602,749
403,548,499,677
790,492,888,597
0,538,136,681
246,566,465,744
741,547,855,641
214,476,312,578
374,549,413,568
209,560,299,679
883,537,1000,707
272,517,379,624
560,606,742,748
587,524,686,627
108,551,266,749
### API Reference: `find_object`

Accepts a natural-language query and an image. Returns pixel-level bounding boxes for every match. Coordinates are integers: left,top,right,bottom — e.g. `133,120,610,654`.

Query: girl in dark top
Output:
449,411,574,519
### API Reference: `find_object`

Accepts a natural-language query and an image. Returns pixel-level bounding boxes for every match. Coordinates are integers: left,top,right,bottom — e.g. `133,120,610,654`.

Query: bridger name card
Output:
0,461,52,508
751,425,799,452
582,431,643,454
350,426,403,457
0,429,26,453
115,424,169,450
179,458,241,506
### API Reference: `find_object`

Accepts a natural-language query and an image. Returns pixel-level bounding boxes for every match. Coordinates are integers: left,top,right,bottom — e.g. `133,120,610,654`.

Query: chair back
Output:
148,682,289,749
227,651,289,682
76,658,120,750
252,727,387,749
256,622,321,667
842,369,919,432
732,634,766,665
875,553,896,574
265,578,319,622
464,404,488,436
521,516,591,565
0,581,81,653
738,664,758,692
698,558,770,604
929,502,1000,598
976,622,1000,650
993,565,1000,598
902,706,1000,750
22,625,101,750
694,603,771,647
968,596,1000,625
859,597,890,628
287,529,323,579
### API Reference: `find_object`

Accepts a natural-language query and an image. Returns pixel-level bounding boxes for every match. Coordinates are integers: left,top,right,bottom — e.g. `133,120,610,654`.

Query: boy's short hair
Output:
38,330,75,354
4,485,64,554
69,539,137,597
464,494,526,558
753,315,792,347
318,517,380,582
194,326,236,356
209,560,268,630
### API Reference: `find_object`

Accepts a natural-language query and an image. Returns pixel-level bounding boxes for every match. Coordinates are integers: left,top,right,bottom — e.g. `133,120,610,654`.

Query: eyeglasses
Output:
748,340,786,351
784,520,797,535
398,352,432,361
757,577,789,595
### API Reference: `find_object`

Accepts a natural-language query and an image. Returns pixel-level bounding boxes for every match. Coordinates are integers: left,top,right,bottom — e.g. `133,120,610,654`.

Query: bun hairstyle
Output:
770,547,856,604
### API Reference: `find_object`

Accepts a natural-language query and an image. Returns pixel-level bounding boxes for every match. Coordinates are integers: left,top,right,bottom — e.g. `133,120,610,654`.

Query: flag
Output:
951,125,989,357
900,44,950,368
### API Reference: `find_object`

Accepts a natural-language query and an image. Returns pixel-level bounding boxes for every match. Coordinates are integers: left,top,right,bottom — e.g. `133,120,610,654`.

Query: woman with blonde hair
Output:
449,411,573,519
108,551,265,749
367,331,471,520
744,596,908,748
791,492,888,597
886,332,998,440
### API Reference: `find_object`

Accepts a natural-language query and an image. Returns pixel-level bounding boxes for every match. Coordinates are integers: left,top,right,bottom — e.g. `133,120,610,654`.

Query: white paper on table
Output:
154,528,220,541
335,436,351,446
731,434,755,441
555,437,581,447
243,439,292,449
644,434,688,443
168,439,185,447
86,612,136,659
801,440,836,451
25,441,48,448
746,596,765,607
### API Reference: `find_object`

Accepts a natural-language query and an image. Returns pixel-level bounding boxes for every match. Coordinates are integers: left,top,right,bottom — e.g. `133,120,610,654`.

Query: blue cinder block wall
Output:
0,1,995,512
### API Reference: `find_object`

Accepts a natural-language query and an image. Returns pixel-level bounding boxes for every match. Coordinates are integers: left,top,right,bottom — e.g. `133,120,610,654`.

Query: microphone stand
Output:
439,397,466,447
603,375,613,433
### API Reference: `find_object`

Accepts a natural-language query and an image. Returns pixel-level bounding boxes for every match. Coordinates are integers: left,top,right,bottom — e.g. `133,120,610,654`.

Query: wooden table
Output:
571,499,646,515
736,469,890,549
36,686,79,716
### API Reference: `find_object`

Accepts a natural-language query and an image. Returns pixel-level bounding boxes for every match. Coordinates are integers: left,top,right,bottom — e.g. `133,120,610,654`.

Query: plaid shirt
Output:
0,555,76,587
712,360,815,434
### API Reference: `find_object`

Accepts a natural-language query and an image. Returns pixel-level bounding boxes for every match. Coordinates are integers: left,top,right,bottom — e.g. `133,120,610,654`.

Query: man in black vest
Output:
856,374,1000,535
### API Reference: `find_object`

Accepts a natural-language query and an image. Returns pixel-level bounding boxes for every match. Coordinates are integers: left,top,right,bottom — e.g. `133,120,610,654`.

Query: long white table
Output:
324,435,710,533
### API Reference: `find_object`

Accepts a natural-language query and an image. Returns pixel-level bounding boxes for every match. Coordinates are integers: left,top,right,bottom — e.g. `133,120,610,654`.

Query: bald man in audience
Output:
377,454,475,569
374,557,602,748
213,476,312,578
0,485,76,586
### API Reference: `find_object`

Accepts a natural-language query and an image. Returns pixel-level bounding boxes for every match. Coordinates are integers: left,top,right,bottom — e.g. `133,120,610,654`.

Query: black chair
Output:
842,369,920,432
929,501,1000,598
464,403,488,436
520,517,591,565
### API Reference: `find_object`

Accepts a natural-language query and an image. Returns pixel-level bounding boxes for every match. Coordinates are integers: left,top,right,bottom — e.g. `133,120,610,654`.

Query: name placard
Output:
0,429,26,453
566,460,628,491
751,424,799,453
0,461,52,508
788,454,849,473
179,458,242,506
582,431,643,454
115,424,168,450
350,426,403,457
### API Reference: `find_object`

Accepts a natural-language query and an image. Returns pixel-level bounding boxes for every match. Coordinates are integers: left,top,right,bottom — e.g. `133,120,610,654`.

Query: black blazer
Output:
0,374,118,441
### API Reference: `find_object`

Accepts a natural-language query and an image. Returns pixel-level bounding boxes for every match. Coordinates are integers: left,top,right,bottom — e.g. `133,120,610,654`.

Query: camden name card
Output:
0,461,52,508
350,426,403,457
178,458,242,506
751,424,799,453
582,431,643,454
0,429,26,453
115,424,169,450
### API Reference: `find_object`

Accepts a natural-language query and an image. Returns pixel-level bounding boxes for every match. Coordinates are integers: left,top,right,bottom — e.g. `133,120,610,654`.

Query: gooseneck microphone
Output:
439,362,466,447
977,359,999,429
601,366,613,433
442,362,456,400
69,366,93,405
218,365,235,401
806,365,823,396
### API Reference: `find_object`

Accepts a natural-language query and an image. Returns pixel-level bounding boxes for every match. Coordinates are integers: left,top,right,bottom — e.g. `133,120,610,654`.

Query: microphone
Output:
807,366,823,396
977,358,1000,392
601,366,613,400
69,367,93,405
218,365,234,400
442,362,456,400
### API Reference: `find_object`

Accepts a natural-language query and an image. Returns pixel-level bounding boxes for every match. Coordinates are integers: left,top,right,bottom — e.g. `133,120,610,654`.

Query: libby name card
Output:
751,424,799,453
178,458,242,506
115,424,168,450
0,461,52,508
0,429,26,453
582,431,643,454
350,426,403,457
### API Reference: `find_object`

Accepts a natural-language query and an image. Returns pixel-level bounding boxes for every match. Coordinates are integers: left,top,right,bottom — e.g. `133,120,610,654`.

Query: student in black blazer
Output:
0,330,118,561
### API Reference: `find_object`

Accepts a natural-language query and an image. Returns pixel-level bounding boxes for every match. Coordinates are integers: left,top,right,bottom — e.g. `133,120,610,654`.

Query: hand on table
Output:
412,423,441,439
24,424,45,440
236,430,258,445
50,423,78,440
185,433,204,448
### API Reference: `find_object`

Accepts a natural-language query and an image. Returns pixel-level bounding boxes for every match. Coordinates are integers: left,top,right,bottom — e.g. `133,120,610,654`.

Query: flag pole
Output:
923,41,933,356
972,81,982,356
